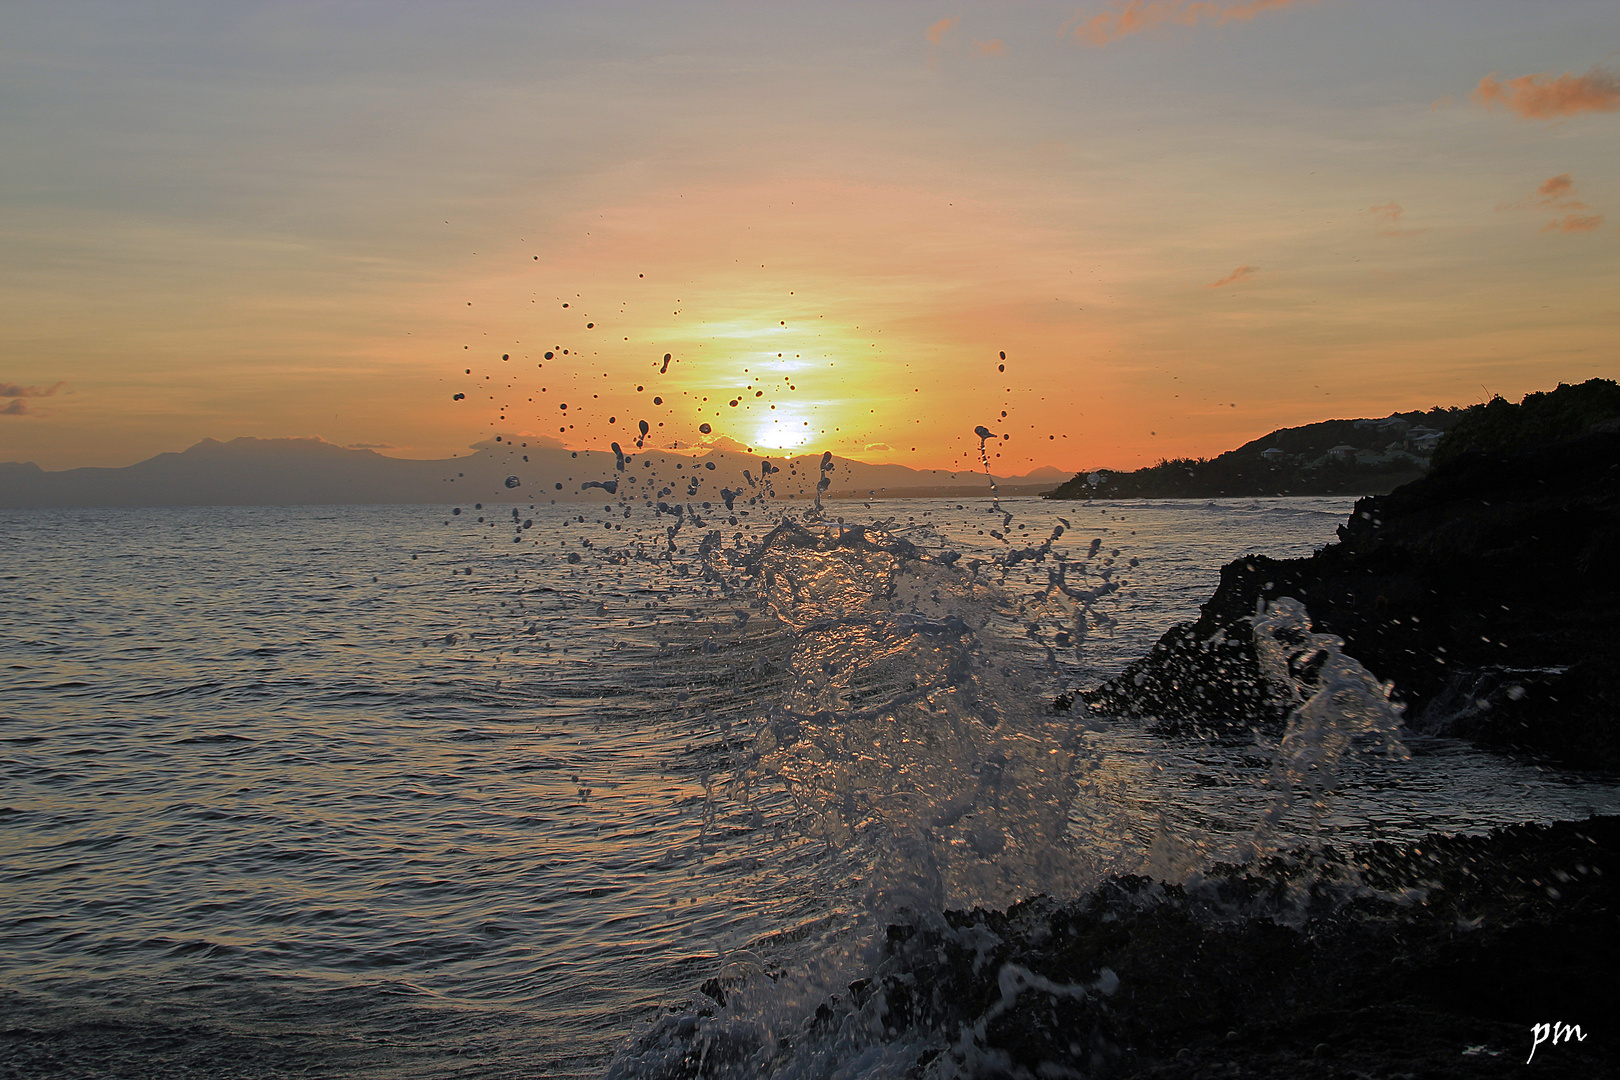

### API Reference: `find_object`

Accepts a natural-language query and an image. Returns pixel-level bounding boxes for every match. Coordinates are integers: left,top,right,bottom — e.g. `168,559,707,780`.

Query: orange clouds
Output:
1544,214,1605,234
1365,202,1426,239
1,381,64,398
1509,174,1607,235
1539,174,1575,199
1473,66,1620,120
926,16,958,45
974,39,1006,56
1070,0,1316,47
1,381,65,414
1207,264,1257,288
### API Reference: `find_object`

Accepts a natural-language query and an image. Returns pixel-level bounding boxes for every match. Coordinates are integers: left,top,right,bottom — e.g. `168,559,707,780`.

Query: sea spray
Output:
1249,595,1410,842
589,470,1156,1078
452,404,1419,1074
738,519,1098,911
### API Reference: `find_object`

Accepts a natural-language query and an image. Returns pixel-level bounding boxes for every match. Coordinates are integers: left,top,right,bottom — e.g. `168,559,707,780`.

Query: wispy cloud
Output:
1208,264,1258,288
1544,213,1605,234
0,381,65,398
346,442,396,449
974,39,1006,56
1502,174,1607,235
1,381,65,414
1068,0,1317,48
470,433,568,451
1501,173,1587,211
1365,201,1426,238
1473,66,1620,120
699,434,758,455
926,16,959,46
1539,174,1576,200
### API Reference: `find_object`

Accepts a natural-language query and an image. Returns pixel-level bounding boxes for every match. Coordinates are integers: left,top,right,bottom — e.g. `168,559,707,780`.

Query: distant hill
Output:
0,437,1062,509
1045,407,1463,500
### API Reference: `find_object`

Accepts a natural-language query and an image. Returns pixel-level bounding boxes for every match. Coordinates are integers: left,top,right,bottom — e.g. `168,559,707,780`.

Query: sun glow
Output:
751,411,814,450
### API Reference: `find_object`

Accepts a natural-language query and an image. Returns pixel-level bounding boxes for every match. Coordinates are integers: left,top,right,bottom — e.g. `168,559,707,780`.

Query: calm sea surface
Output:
4,497,1616,1078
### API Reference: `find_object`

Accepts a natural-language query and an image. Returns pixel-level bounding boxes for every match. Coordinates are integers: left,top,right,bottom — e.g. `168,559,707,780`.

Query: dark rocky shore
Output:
877,816,1620,1079
621,816,1619,1078
1084,426,1620,771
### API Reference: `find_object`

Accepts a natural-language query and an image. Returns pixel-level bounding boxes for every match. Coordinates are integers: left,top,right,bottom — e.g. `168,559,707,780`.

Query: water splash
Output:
805,451,834,522
736,519,1098,912
973,424,999,507
1249,595,1410,848
605,510,1131,1080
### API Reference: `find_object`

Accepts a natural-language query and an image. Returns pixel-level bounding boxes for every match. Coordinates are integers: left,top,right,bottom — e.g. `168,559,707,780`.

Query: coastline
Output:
1083,429,1620,771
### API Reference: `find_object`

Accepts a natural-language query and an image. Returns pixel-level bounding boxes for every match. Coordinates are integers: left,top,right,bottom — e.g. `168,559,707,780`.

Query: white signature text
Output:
1527,1021,1586,1063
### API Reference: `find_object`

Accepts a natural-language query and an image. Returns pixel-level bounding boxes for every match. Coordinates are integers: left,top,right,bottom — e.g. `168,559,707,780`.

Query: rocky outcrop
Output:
873,818,1620,1079
1083,429,1620,770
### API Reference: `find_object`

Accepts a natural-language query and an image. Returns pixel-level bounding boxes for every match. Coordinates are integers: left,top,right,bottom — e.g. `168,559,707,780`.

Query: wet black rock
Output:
616,818,1620,1078
880,817,1620,1079
1085,428,1620,770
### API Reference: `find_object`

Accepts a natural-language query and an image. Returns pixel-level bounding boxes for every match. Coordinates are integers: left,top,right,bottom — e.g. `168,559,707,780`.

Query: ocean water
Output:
4,495,1617,1078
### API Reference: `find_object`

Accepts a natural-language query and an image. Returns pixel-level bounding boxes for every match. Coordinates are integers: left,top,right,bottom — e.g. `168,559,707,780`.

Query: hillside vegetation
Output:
1046,407,1461,500
1432,377,1620,467
1047,379,1620,501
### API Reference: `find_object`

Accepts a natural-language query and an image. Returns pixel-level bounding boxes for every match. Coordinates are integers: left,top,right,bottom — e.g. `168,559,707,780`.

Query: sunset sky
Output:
3,1,1617,472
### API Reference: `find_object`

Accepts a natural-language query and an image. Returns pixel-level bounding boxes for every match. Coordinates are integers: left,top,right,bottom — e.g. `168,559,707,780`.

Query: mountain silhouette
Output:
0,437,1062,508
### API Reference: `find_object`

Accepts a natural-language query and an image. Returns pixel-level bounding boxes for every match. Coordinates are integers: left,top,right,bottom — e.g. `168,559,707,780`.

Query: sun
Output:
751,413,814,450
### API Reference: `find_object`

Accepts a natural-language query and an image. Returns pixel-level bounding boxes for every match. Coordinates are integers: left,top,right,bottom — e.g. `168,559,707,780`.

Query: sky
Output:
2,0,1617,473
